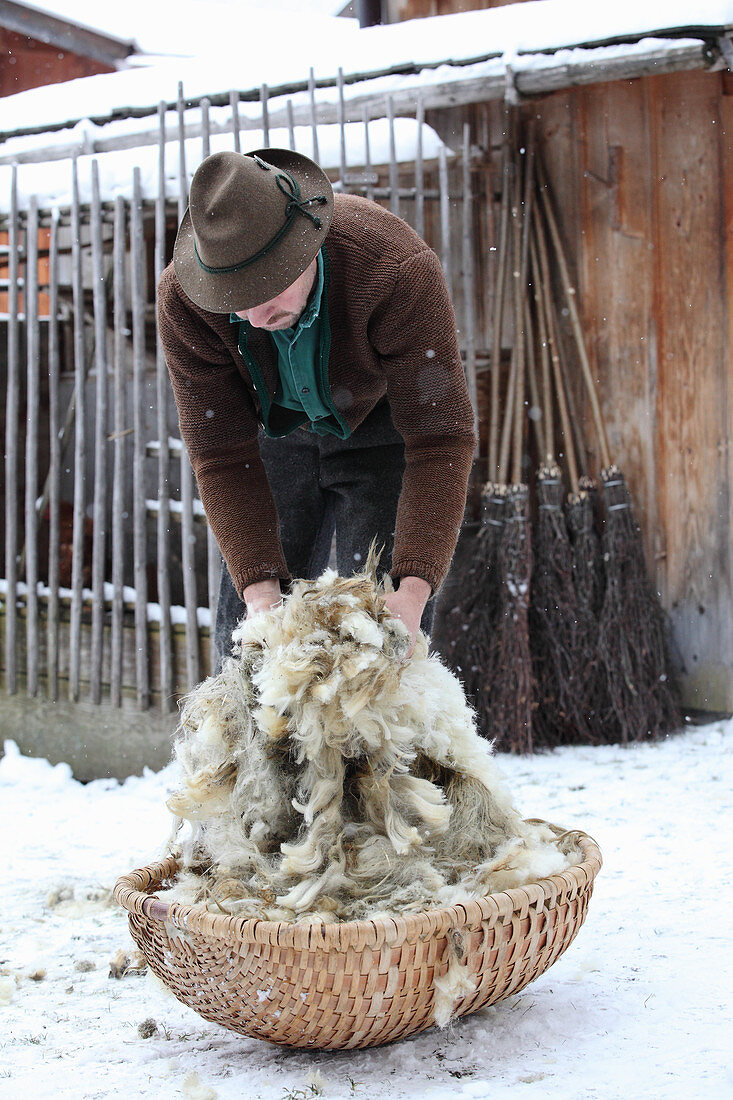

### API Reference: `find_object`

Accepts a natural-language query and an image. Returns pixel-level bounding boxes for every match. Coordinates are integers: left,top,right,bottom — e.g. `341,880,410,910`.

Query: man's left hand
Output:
384,576,431,657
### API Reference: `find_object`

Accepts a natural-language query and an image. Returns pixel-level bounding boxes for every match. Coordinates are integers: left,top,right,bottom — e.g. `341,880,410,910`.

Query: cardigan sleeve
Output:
157,269,290,594
370,248,477,591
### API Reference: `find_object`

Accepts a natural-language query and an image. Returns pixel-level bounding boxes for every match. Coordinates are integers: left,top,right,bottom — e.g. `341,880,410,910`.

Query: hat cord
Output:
193,169,328,277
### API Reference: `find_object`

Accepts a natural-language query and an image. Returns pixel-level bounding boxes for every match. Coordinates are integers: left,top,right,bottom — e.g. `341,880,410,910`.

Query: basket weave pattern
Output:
114,827,601,1050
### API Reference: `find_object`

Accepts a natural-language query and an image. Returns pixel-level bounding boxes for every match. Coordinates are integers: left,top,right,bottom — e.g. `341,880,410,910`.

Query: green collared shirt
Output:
230,251,349,438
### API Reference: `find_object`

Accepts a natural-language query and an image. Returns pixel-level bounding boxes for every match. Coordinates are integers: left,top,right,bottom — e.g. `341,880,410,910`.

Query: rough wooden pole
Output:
24,197,40,697
89,161,109,704
438,145,452,300
110,196,127,709
131,168,150,710
387,95,399,218
200,97,211,158
69,158,86,702
177,82,188,220
337,68,347,187
46,208,61,702
488,140,511,480
4,166,19,693
286,99,296,150
155,100,174,711
260,84,270,147
414,93,425,240
461,123,478,444
308,68,320,163
362,104,374,202
201,100,220,674
229,90,241,153
177,83,200,690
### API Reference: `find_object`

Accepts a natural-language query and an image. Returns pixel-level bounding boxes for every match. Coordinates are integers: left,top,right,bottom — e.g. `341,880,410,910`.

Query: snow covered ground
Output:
1,720,731,1100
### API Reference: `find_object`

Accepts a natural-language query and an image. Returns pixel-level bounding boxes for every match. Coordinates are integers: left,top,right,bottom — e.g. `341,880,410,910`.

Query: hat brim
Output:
173,148,334,314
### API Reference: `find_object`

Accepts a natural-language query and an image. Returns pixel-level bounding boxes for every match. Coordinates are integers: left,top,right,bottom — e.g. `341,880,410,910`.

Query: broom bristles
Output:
530,466,589,747
597,466,681,742
479,483,534,753
566,487,613,743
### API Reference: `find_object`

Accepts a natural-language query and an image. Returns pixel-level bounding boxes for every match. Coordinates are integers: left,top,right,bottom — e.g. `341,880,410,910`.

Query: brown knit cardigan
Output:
158,192,476,598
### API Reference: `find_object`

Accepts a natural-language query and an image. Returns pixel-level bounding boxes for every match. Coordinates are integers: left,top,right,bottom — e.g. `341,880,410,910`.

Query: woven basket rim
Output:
114,819,602,952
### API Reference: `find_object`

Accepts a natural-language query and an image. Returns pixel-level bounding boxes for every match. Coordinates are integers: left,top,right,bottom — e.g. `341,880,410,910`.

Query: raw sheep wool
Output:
165,558,579,928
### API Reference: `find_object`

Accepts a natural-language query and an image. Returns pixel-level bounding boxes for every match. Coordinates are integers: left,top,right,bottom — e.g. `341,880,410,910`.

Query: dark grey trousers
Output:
214,398,434,666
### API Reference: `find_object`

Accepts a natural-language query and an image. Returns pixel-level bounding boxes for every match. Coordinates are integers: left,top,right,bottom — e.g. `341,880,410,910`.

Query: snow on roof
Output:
2,0,356,59
1,0,731,141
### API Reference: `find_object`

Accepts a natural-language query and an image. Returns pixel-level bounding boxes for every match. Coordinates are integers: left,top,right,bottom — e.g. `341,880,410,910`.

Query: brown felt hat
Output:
173,148,334,314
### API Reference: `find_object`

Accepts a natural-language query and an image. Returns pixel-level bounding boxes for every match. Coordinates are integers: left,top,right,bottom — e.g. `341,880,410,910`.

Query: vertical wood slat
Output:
110,196,126,708
155,101,174,711
438,145,453,299
46,208,61,701
4,166,19,693
69,158,86,702
177,85,200,690
387,96,399,218
362,105,374,202
200,99,220,673
461,124,478,445
180,449,200,689
201,98,211,158
337,68,347,186
177,82,189,220
229,90,241,153
89,162,109,703
286,99,296,150
260,84,270,147
24,196,39,696
308,68,320,163
131,168,150,709
414,93,425,240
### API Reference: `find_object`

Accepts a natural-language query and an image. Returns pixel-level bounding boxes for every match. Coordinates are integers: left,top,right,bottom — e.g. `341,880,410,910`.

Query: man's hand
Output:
243,578,283,617
384,576,431,657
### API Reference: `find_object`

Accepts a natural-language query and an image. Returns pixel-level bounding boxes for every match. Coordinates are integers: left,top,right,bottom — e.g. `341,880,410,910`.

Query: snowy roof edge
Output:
0,32,727,153
0,0,139,66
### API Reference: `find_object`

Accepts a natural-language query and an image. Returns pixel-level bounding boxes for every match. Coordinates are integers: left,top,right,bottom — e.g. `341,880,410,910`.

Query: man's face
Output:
235,258,318,331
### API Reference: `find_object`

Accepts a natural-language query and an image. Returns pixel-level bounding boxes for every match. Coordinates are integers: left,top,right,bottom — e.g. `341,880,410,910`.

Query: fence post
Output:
89,161,109,704
4,167,19,694
69,158,87,702
110,195,127,709
155,100,174,711
24,196,40,696
462,123,478,442
131,168,150,710
46,208,61,701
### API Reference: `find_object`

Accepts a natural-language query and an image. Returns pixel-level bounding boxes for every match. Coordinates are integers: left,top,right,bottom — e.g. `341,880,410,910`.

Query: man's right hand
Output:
243,578,283,617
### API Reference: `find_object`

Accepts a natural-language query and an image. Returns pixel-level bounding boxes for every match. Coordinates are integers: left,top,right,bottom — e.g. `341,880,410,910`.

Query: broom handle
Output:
524,296,546,460
536,161,612,469
530,219,579,491
510,126,535,485
548,293,580,492
528,231,553,463
488,137,512,480
498,347,518,485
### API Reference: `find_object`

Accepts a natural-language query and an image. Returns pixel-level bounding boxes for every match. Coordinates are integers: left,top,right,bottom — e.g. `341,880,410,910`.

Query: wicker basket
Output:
114,823,601,1050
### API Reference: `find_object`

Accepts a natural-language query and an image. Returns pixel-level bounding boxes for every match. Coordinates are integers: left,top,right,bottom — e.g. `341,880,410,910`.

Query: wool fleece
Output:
165,561,579,924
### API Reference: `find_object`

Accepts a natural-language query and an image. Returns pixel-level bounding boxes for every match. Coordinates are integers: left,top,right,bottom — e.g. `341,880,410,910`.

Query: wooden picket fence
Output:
1,80,483,714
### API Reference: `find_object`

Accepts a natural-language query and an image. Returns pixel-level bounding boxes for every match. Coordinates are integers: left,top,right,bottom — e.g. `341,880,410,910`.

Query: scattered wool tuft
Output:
433,930,477,1029
181,1072,218,1100
164,560,580,925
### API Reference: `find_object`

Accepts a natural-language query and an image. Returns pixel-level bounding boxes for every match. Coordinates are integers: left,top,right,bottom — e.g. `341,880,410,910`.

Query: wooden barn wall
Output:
0,28,114,98
530,69,732,712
